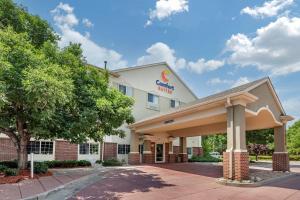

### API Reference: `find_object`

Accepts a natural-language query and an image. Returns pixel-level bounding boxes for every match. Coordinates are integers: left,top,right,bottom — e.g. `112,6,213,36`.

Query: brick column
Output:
55,141,78,161
128,132,140,165
178,137,188,163
168,141,176,163
273,125,290,171
223,105,249,181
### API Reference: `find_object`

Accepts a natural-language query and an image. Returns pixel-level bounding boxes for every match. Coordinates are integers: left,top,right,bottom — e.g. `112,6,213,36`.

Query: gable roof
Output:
130,76,287,127
112,62,198,100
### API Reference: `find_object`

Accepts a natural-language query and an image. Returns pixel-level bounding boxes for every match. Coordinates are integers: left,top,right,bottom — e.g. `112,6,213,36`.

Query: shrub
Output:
33,162,48,174
102,159,122,167
0,164,8,172
188,155,221,162
95,160,102,164
44,160,91,168
289,155,300,161
0,160,18,168
4,168,17,176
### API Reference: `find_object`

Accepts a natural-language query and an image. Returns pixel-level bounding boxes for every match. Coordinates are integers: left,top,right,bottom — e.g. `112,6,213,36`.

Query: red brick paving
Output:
70,163,300,200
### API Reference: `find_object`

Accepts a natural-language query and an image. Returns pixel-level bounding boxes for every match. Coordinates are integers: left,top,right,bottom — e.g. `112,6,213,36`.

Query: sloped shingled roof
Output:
129,77,271,127
182,77,269,108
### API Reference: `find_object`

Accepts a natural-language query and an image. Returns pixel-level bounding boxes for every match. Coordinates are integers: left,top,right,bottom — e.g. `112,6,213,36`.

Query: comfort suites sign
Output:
156,69,175,94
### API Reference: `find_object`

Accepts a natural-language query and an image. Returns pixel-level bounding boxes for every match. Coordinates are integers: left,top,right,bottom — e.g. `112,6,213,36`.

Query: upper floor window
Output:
79,143,99,155
147,93,159,110
118,84,133,97
170,99,180,108
27,141,53,155
118,144,130,154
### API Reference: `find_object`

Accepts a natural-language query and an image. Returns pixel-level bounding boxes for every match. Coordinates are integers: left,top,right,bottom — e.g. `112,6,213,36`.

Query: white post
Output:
30,153,34,179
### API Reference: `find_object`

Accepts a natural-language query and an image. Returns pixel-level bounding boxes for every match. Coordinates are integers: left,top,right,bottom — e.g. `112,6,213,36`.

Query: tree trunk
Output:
255,154,258,161
17,137,29,170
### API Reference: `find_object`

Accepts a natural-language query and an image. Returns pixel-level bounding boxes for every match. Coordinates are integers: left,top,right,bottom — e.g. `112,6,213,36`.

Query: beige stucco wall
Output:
108,63,201,159
247,82,283,121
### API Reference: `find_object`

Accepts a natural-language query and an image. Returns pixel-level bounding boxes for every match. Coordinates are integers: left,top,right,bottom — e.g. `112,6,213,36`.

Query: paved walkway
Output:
69,163,300,200
0,167,108,200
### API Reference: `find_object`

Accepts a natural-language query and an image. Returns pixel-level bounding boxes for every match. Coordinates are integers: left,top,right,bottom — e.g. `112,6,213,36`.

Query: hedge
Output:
44,160,91,168
102,159,122,166
189,155,222,162
0,161,18,168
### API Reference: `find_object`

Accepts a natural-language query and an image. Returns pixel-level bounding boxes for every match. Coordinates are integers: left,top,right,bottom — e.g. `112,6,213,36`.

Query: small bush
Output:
4,168,17,176
189,155,221,162
33,162,48,174
0,161,18,168
0,164,8,172
102,159,122,167
95,160,102,164
44,160,91,168
289,155,300,161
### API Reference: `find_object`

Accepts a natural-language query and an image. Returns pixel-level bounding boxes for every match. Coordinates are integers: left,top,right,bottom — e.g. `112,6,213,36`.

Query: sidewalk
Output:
0,166,109,200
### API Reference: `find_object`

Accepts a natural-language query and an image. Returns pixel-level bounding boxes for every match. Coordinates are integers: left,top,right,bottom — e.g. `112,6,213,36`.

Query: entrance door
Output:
155,143,164,163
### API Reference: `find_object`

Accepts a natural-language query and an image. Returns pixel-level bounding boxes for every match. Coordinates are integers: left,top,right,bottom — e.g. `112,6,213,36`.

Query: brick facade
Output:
223,151,249,181
272,152,289,172
169,153,176,163
234,152,249,181
103,142,117,160
193,147,203,156
0,138,18,161
128,153,140,165
55,141,78,161
178,153,188,162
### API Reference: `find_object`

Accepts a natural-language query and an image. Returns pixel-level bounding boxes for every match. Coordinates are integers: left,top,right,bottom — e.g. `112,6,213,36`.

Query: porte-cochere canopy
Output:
128,77,294,181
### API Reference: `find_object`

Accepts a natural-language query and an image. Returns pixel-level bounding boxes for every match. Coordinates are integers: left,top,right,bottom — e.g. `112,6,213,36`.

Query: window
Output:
27,141,53,154
41,142,53,154
79,143,99,155
118,84,133,97
90,144,99,155
170,99,180,108
118,144,130,154
147,93,159,110
187,147,192,155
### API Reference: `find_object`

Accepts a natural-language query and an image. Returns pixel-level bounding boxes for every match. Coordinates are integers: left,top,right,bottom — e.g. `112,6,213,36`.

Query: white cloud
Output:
283,97,300,120
82,18,94,28
137,42,186,71
232,77,250,88
226,17,300,76
137,42,224,74
241,0,294,18
51,3,127,69
188,59,224,74
207,78,232,86
146,0,188,26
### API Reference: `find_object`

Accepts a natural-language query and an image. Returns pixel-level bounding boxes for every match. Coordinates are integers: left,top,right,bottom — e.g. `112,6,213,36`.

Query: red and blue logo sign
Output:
156,69,175,94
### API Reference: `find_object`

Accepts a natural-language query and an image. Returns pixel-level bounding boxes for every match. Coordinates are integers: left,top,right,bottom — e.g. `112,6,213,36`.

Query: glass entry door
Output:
155,143,164,163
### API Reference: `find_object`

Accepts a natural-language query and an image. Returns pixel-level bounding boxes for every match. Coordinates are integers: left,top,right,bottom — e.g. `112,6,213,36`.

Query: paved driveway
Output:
69,163,300,200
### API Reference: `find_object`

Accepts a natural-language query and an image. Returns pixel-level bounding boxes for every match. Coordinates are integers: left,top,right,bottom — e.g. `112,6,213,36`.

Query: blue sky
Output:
15,0,300,121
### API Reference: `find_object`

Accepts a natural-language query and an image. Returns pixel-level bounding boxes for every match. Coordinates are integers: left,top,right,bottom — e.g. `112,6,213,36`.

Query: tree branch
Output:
0,127,19,148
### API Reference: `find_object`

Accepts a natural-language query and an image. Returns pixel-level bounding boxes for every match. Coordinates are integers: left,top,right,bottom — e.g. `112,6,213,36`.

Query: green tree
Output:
0,0,57,47
202,134,227,154
0,1,134,170
287,120,300,155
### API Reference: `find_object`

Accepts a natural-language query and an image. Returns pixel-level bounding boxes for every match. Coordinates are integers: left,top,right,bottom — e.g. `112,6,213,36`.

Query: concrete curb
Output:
217,172,298,187
22,169,111,200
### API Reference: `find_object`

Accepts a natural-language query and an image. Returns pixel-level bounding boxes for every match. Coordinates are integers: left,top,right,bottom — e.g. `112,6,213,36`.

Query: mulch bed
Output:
0,170,52,184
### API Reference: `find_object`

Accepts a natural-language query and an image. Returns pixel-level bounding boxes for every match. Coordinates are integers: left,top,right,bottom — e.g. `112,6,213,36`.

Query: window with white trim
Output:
118,84,133,97
118,144,130,154
27,141,53,155
170,99,180,108
79,143,99,155
147,93,159,110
